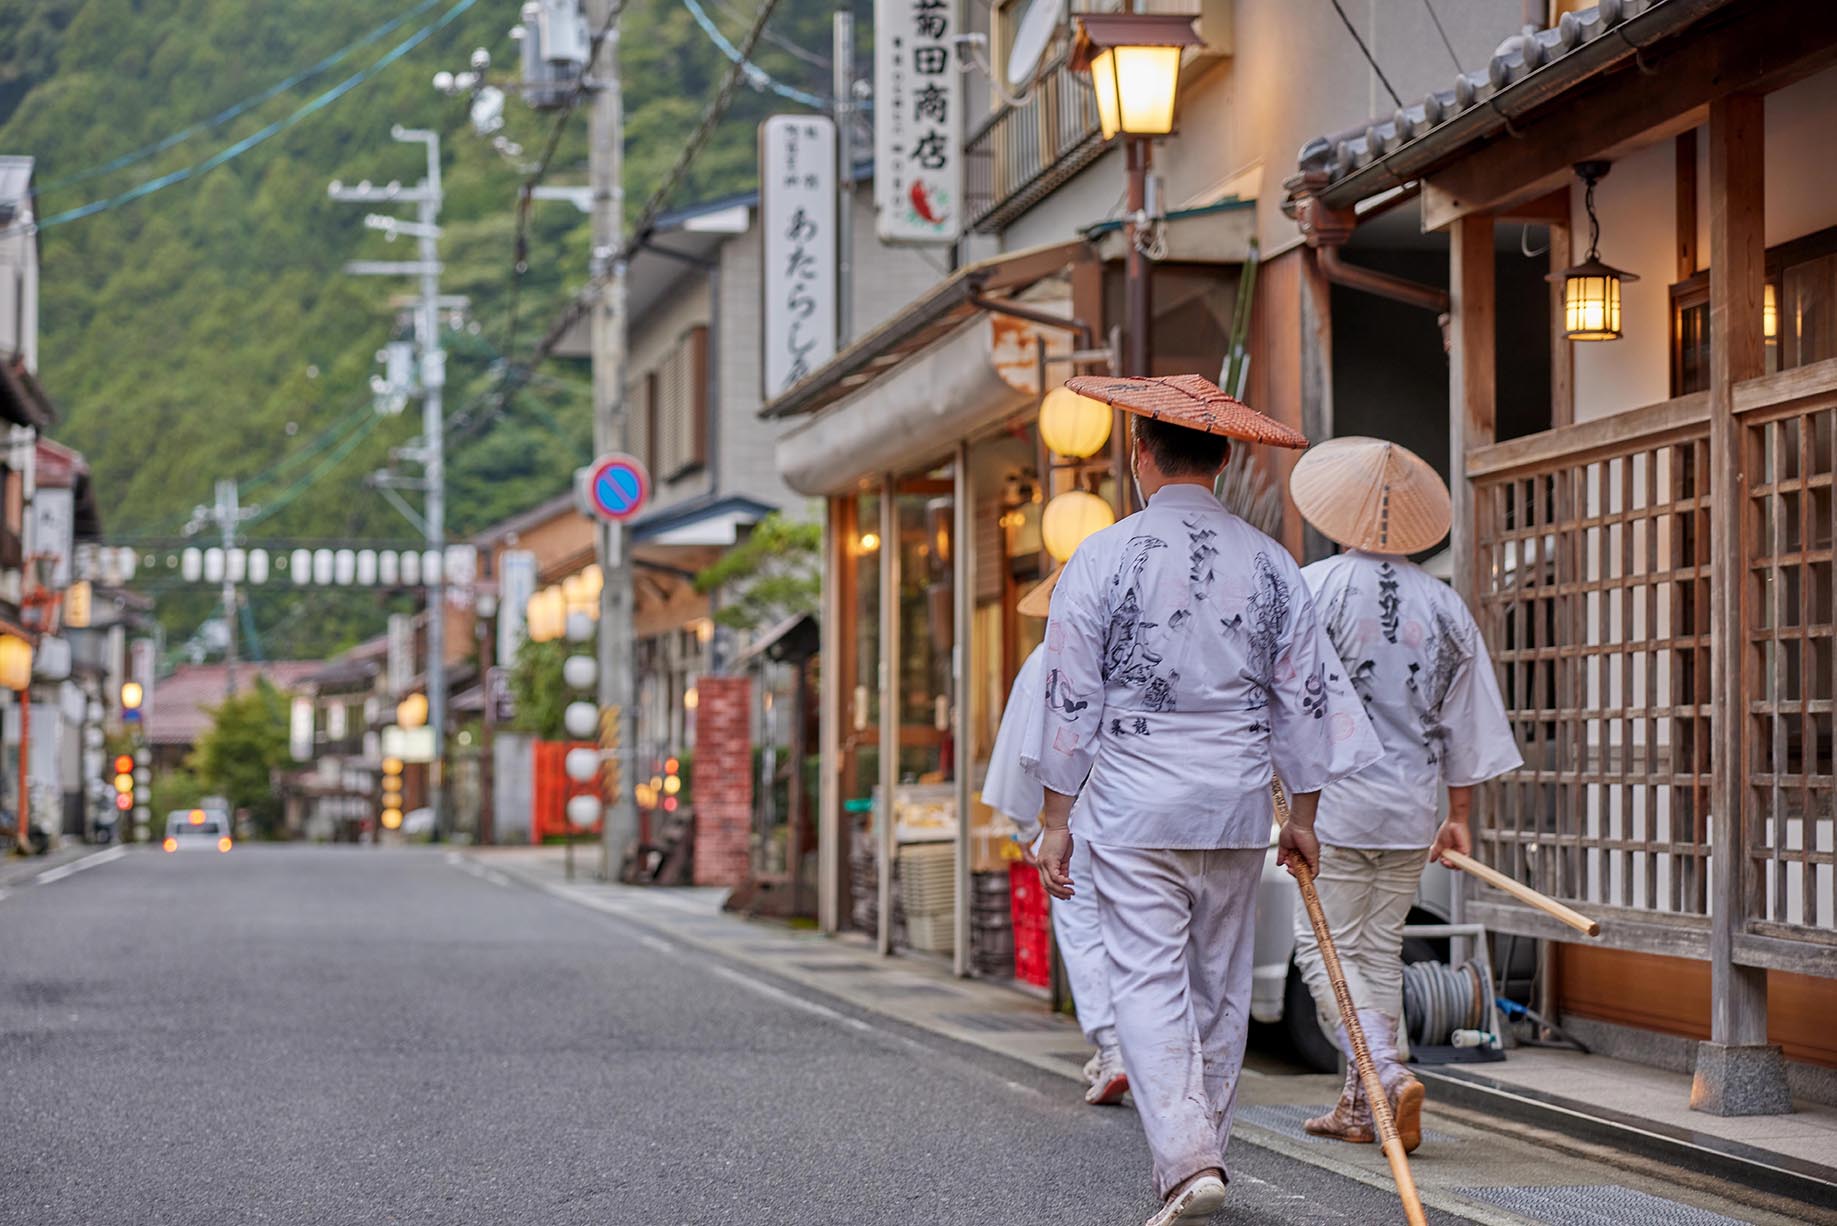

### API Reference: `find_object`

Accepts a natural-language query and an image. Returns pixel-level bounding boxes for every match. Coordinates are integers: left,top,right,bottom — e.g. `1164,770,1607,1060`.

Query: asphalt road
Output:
0,845,1467,1225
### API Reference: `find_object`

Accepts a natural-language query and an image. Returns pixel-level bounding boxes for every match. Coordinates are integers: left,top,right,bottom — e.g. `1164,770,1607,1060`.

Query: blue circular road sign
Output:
586,453,650,523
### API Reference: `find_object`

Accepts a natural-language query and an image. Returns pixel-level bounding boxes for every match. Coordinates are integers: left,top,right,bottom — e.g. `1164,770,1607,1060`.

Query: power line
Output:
244,412,387,528
40,0,448,192
16,0,480,236
679,0,831,110
710,0,829,68
1419,0,1464,72
1329,0,1403,110
626,0,791,248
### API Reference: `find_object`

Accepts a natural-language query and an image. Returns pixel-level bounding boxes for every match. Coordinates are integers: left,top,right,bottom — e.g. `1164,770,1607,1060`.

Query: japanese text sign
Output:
761,114,839,397
874,0,962,244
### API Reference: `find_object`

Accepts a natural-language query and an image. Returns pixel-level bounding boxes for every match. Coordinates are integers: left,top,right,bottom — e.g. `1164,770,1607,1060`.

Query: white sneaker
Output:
1082,1051,1103,1083
1143,1173,1226,1225
1084,1048,1129,1106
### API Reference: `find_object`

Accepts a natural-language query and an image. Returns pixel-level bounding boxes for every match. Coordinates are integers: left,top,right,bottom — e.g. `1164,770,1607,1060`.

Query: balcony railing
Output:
964,54,1106,234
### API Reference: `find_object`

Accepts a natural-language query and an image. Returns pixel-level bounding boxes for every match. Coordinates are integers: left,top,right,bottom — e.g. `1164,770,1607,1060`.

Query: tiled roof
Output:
1289,0,1728,205
145,661,322,747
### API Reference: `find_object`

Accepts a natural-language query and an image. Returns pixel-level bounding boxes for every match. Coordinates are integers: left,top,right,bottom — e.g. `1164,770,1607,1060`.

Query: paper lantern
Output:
566,794,601,827
397,692,429,730
0,634,32,692
1039,386,1113,459
563,654,597,690
564,700,599,740
564,747,601,783
1041,490,1115,562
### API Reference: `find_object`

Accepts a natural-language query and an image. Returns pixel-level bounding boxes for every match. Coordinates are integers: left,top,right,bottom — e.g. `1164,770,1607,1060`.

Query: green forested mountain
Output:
0,0,848,658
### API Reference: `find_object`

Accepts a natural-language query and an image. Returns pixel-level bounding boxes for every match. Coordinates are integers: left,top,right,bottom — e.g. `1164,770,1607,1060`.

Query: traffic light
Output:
112,753,135,812
380,756,404,831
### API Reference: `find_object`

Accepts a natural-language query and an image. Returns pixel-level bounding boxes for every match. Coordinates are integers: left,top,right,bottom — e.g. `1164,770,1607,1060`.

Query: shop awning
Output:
759,237,1091,422
777,311,1063,495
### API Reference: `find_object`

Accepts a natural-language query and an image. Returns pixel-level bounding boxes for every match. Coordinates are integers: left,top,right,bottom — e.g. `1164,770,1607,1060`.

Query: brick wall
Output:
691,675,752,887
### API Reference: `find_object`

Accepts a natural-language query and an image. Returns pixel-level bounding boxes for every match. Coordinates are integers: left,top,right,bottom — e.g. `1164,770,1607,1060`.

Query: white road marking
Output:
35,845,128,885
704,963,874,1033
481,869,510,888
636,933,676,955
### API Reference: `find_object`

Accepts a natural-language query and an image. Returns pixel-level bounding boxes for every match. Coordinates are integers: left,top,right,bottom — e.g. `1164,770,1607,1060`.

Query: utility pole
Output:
833,9,854,346
589,0,638,880
330,127,450,837
216,480,243,698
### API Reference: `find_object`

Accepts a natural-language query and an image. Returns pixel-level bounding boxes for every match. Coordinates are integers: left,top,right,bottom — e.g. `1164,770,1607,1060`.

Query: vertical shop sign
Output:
761,114,838,398
874,0,961,244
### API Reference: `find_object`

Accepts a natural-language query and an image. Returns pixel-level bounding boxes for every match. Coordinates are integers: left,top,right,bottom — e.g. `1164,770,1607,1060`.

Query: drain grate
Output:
937,1010,1072,1033
1237,1103,1458,1146
1457,1185,1750,1226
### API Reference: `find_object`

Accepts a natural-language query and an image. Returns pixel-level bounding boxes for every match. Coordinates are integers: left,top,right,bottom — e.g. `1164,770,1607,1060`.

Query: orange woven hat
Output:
1289,436,1451,555
1063,373,1310,448
1016,567,1061,619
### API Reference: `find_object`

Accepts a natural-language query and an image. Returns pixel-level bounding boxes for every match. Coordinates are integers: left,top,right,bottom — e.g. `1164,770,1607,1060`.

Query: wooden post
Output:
816,498,843,934
952,442,973,977
1548,220,1575,429
1449,214,1496,607
1693,92,1791,1116
1298,248,1335,563
1676,129,1699,282
1450,212,1495,954
877,481,899,956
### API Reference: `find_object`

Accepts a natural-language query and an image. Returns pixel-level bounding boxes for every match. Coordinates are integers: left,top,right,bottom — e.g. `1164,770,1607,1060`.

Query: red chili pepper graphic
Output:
910,179,941,224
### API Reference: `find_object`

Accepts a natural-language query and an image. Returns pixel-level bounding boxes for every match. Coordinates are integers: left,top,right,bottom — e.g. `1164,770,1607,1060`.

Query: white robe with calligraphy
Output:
1032,484,1382,850
1301,551,1523,849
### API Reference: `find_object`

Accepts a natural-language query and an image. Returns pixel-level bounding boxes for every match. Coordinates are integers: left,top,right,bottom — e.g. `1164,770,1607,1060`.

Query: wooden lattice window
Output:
1474,406,1714,919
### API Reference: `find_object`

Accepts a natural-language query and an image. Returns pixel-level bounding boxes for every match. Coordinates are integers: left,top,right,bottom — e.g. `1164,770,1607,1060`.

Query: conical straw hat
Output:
1289,436,1451,555
1017,566,1061,619
1064,373,1309,448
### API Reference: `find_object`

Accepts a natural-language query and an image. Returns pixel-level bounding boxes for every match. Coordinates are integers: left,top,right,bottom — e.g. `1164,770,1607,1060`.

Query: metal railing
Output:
964,54,1106,233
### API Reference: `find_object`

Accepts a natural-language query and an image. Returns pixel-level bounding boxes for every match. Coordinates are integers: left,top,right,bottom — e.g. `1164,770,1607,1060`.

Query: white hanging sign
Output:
874,0,962,244
760,114,838,397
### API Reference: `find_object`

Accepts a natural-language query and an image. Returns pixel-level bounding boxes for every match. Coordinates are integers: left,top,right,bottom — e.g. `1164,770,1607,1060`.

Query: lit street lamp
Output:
1072,12,1200,377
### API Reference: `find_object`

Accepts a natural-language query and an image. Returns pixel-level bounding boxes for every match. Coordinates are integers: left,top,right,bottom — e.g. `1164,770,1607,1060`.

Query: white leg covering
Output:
1052,835,1114,1042
1292,845,1424,1035
1090,843,1262,1202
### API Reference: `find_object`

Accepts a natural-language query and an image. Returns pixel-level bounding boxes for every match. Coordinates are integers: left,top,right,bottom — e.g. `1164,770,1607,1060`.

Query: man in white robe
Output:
1033,412,1381,1225
980,638,1126,1105
1290,437,1523,1152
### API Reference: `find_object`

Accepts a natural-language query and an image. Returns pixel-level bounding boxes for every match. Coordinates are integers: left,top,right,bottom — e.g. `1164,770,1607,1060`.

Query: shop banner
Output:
760,114,838,398
873,0,962,244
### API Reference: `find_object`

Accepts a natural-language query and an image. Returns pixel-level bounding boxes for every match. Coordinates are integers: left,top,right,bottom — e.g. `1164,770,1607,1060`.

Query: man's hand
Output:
1276,822,1319,880
1038,826,1075,900
1428,817,1471,867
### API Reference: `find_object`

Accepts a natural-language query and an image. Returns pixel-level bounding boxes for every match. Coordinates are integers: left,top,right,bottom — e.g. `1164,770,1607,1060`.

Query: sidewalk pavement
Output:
0,839,119,891
474,846,1833,1226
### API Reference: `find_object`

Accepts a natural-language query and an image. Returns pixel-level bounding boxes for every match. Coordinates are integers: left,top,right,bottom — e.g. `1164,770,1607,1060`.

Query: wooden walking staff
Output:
1272,779,1427,1226
1437,849,1602,937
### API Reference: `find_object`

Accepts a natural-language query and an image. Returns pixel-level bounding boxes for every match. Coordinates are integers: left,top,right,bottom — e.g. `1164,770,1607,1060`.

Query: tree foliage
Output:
1,0,856,659
693,509,821,631
507,635,570,741
190,678,292,836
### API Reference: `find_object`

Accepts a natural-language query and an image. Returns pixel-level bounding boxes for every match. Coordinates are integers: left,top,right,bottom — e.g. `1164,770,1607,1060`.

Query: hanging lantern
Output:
397,692,429,730
0,634,32,692
1041,490,1116,562
1039,386,1113,459
1549,161,1638,342
1764,281,1779,346
1072,14,1201,142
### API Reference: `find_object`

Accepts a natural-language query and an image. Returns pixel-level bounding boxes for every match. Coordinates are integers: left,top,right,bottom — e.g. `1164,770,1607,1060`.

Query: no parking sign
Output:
578,453,650,523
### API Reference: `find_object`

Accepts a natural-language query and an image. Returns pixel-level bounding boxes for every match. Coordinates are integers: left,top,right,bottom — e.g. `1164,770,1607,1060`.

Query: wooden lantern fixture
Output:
1071,13,1200,142
1549,161,1638,341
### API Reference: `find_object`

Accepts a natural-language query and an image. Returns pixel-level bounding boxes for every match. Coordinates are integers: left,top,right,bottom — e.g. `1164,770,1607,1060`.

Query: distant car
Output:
163,809,232,854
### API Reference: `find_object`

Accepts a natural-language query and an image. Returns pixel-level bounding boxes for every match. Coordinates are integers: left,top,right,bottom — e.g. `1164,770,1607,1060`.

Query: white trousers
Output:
1052,835,1113,1042
1291,844,1423,1032
1089,843,1262,1201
